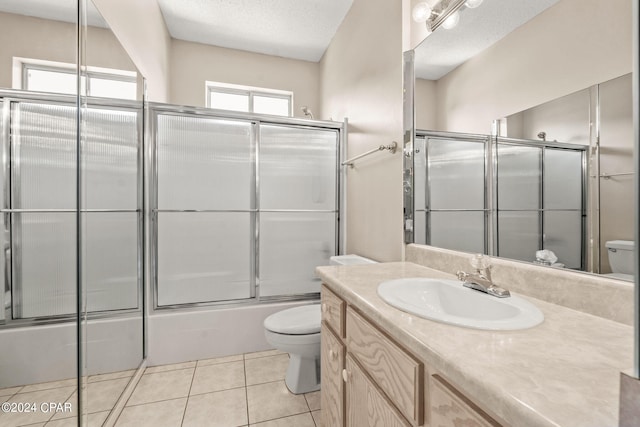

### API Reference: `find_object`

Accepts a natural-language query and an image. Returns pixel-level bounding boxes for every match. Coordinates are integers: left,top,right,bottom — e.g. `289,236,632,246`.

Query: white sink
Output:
377,278,543,330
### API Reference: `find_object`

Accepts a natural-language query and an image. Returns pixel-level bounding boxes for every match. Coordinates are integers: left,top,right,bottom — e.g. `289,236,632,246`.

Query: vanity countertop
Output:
316,261,633,427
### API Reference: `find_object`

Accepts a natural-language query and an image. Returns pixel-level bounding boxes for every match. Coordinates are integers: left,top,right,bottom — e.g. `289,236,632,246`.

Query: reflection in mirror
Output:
0,1,145,425
405,0,633,280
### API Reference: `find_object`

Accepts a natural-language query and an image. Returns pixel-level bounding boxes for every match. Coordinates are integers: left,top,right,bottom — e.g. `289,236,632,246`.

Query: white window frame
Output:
14,57,137,99
205,81,293,117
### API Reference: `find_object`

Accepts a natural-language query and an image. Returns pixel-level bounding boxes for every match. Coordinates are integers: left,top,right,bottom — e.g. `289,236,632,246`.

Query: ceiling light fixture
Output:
464,0,483,8
424,0,466,33
412,2,433,23
441,10,460,29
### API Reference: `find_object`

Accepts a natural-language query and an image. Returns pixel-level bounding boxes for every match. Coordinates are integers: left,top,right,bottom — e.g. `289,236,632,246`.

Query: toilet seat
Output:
264,304,320,335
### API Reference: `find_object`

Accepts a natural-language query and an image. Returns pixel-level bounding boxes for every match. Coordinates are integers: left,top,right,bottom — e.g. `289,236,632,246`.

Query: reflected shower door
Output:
543,148,584,269
9,102,141,319
496,143,541,262
425,136,487,253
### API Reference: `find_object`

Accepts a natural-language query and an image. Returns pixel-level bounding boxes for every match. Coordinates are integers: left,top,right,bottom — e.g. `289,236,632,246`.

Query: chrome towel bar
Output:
341,141,398,168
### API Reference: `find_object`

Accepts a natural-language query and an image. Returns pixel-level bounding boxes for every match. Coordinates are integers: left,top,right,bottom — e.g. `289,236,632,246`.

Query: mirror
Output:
0,1,145,425
404,0,633,279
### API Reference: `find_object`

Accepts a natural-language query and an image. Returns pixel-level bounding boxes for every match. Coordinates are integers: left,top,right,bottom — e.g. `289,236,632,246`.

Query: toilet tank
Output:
605,240,634,275
330,254,377,265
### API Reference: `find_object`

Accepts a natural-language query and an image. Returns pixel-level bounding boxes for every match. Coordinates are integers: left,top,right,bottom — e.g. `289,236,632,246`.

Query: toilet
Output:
263,254,376,394
604,240,634,281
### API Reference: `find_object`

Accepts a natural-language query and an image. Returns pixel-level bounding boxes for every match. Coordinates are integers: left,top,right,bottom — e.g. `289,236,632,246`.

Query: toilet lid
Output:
264,305,321,335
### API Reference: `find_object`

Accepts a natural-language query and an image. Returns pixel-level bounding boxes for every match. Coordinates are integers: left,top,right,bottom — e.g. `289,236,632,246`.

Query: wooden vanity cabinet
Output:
320,284,504,427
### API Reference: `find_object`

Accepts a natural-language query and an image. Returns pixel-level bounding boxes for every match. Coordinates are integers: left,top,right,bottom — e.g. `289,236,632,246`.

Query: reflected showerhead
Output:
301,106,314,119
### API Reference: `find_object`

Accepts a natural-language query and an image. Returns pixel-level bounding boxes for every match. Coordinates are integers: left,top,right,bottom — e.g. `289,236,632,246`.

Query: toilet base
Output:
284,354,320,394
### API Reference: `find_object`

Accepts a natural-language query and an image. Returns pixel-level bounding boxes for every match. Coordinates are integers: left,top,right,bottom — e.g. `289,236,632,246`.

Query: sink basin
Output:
377,278,543,330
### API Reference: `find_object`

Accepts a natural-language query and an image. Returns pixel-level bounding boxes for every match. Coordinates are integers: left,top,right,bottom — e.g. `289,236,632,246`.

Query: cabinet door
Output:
345,354,411,427
322,323,345,427
430,375,502,427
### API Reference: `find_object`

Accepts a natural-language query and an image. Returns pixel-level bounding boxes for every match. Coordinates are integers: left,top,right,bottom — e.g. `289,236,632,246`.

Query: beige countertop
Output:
316,261,633,427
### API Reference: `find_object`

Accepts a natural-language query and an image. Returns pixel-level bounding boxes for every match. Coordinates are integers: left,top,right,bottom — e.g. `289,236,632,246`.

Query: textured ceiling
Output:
156,0,353,62
415,0,561,80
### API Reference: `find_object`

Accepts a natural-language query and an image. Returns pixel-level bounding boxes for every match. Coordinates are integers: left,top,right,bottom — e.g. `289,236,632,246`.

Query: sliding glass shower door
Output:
4,99,141,321
152,107,340,308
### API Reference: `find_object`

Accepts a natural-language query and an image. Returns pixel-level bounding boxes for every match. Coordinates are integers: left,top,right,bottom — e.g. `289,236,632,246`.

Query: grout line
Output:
243,353,250,426
180,362,197,426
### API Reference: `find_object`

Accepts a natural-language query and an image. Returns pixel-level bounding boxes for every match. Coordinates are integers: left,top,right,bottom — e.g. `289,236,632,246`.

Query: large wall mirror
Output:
403,0,633,280
0,0,145,424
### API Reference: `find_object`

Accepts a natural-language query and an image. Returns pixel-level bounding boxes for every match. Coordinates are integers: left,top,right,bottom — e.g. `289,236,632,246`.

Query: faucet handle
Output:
470,254,491,270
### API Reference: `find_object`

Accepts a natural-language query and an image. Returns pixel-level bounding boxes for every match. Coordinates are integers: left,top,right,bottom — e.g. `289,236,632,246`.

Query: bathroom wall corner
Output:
619,372,640,427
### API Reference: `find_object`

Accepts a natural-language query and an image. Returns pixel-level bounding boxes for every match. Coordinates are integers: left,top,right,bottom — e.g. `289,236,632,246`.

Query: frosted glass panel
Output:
544,149,583,210
497,211,540,262
428,138,485,209
414,211,427,245
83,213,138,312
157,212,251,305
157,115,252,210
259,212,336,297
414,137,427,210
430,211,485,253
544,211,583,269
12,103,76,209
260,125,337,210
13,213,76,318
83,108,139,209
12,212,139,318
497,144,541,210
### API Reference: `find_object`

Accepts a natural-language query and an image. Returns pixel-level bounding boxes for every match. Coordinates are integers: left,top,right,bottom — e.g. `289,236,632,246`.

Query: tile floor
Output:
0,350,322,427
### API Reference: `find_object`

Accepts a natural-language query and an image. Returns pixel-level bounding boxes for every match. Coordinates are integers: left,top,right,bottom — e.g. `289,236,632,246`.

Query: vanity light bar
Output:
426,0,468,33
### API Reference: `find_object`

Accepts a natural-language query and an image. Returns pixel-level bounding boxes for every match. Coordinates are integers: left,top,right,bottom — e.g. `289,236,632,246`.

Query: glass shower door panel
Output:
259,212,335,297
157,212,251,305
12,213,75,318
497,211,540,262
83,213,138,312
157,115,252,210
82,108,139,210
414,211,427,245
543,211,583,269
414,137,427,210
11,102,76,209
544,149,583,210
497,144,541,210
429,211,485,254
259,125,337,210
428,138,485,210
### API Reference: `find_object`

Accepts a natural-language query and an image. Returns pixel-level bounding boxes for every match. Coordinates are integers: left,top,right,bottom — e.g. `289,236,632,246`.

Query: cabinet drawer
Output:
430,375,502,427
346,307,423,426
321,285,345,338
321,323,344,427
346,354,411,427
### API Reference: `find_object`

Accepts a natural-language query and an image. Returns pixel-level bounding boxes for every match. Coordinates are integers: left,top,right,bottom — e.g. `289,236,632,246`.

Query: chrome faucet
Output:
456,254,510,298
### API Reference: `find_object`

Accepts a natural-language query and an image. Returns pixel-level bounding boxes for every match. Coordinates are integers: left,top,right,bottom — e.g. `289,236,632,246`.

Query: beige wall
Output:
429,0,632,134
320,0,404,262
93,0,171,102
415,78,437,130
170,40,320,117
599,73,634,273
0,12,135,91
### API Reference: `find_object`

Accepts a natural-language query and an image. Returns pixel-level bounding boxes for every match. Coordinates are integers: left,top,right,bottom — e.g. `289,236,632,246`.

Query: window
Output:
21,60,137,100
206,82,292,117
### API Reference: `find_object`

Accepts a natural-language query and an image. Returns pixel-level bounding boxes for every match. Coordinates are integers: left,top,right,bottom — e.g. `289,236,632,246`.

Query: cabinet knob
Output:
329,349,338,360
321,303,328,314
342,369,350,383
